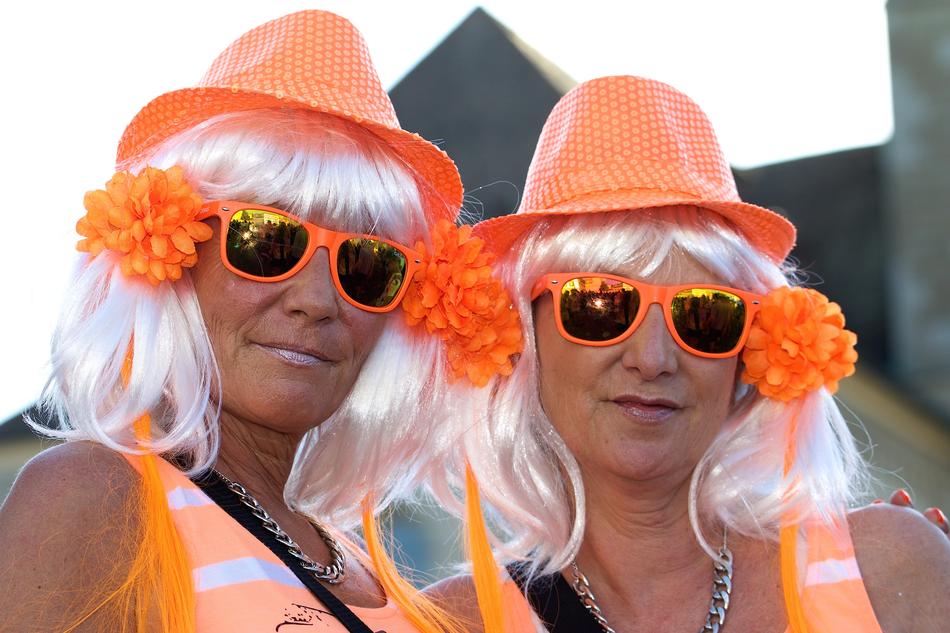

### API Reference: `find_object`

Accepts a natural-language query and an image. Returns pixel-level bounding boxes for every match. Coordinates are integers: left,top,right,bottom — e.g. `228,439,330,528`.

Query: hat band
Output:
523,186,709,214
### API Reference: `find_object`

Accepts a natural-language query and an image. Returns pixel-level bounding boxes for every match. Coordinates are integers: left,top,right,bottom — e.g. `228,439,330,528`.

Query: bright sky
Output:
0,0,892,424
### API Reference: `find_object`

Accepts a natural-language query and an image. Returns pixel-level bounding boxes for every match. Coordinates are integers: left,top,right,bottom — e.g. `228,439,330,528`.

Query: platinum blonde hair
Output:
434,207,870,577
35,109,454,527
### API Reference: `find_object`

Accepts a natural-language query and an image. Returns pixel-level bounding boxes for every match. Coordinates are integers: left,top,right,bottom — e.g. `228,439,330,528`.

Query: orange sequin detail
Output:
115,10,461,226
475,76,796,263
741,287,858,401
76,166,213,285
402,220,523,387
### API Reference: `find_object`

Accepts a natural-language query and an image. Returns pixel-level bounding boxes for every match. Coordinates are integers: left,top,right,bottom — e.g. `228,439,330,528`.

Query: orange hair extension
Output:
64,351,195,632
360,499,467,633
129,412,196,633
779,399,809,633
464,463,507,633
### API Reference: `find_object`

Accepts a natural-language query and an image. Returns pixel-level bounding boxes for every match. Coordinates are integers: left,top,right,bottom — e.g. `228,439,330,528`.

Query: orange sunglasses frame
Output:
196,200,423,313
531,272,764,358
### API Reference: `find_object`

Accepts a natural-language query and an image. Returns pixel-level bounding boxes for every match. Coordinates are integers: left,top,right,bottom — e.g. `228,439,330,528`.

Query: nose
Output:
619,303,678,380
279,247,340,322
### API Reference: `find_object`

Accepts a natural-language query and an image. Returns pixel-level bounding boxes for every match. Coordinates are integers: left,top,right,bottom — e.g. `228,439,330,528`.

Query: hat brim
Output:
474,189,796,264
115,87,463,224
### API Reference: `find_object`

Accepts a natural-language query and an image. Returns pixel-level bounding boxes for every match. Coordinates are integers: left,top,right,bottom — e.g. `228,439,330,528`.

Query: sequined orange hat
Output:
475,75,796,263
115,10,462,224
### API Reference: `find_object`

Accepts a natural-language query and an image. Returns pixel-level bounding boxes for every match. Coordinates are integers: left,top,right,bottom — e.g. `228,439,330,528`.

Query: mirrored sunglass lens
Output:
225,209,308,278
560,277,639,342
671,288,746,354
337,238,408,308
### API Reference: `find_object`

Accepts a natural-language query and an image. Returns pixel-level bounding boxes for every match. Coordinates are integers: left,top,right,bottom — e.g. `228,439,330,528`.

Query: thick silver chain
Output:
703,544,734,633
570,533,734,633
570,563,618,633
215,471,347,584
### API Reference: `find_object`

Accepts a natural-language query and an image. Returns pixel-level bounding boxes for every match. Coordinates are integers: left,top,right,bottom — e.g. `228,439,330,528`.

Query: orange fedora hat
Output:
115,10,462,223
476,75,796,262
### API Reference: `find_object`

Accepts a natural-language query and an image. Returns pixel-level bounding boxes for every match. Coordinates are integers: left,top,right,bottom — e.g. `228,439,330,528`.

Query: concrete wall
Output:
885,0,950,415
838,369,950,511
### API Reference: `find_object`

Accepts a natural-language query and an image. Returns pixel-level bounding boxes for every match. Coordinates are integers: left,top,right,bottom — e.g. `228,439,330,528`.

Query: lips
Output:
611,395,682,423
252,342,340,367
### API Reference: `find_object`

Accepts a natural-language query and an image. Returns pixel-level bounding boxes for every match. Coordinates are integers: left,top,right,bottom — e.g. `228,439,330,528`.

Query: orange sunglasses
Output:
531,273,763,358
196,200,423,313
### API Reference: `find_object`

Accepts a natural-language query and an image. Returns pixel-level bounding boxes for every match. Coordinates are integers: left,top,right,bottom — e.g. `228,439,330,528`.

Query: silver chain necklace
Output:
570,532,734,633
215,470,348,584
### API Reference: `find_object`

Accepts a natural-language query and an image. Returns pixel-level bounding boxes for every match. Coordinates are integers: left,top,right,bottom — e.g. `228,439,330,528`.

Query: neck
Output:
214,412,301,508
573,466,717,598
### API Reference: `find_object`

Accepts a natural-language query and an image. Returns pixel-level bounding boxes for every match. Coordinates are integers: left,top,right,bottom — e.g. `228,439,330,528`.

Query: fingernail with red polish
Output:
896,489,913,506
925,507,949,532
872,499,883,504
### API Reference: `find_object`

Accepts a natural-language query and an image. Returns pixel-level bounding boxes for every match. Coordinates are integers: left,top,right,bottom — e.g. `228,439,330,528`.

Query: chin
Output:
246,396,336,433
612,459,676,482
606,442,695,482
258,416,330,437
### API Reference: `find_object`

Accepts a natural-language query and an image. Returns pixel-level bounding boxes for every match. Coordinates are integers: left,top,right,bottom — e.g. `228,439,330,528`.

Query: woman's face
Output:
534,255,740,486
191,217,386,437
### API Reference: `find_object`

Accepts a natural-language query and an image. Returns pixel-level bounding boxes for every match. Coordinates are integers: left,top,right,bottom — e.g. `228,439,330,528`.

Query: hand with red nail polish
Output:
923,507,950,538
882,489,949,539
888,488,913,507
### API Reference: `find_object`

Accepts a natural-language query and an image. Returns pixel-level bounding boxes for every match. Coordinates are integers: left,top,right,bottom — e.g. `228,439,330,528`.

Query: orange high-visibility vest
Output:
124,454,424,633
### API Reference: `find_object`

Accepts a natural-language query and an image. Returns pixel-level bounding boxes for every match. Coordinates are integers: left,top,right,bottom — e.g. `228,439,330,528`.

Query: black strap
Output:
507,563,603,633
194,472,375,633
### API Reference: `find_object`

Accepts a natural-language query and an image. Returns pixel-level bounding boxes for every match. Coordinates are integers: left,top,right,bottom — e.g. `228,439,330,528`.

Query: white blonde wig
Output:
432,207,871,576
35,108,456,528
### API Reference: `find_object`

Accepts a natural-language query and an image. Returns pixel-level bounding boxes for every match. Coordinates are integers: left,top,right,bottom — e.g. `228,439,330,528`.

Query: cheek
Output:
344,308,388,366
691,357,741,427
192,251,232,347
191,227,232,331
534,305,600,435
535,304,567,410
336,301,390,382
191,249,274,359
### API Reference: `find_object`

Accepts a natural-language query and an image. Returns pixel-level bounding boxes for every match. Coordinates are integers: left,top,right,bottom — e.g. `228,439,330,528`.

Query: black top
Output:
507,563,603,633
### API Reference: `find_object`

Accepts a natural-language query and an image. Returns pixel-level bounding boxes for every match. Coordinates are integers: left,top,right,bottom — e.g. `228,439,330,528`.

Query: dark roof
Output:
734,146,887,369
390,7,574,221
0,407,44,442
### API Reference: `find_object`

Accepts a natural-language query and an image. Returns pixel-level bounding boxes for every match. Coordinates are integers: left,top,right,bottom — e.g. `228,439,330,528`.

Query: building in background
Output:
390,8,573,223
2,5,948,578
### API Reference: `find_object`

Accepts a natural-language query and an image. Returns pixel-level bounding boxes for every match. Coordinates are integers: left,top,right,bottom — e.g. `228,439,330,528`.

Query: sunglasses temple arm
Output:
530,278,550,300
197,199,233,222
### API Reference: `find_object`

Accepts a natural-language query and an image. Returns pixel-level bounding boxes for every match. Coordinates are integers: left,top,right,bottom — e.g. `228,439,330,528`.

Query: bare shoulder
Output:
0,442,143,630
9,439,136,488
424,574,484,633
1,441,140,519
848,504,950,632
848,503,950,563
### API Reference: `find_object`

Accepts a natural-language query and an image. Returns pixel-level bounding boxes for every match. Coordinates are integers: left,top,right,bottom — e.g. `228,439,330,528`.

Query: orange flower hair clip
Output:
741,286,858,401
402,220,524,387
76,166,213,285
